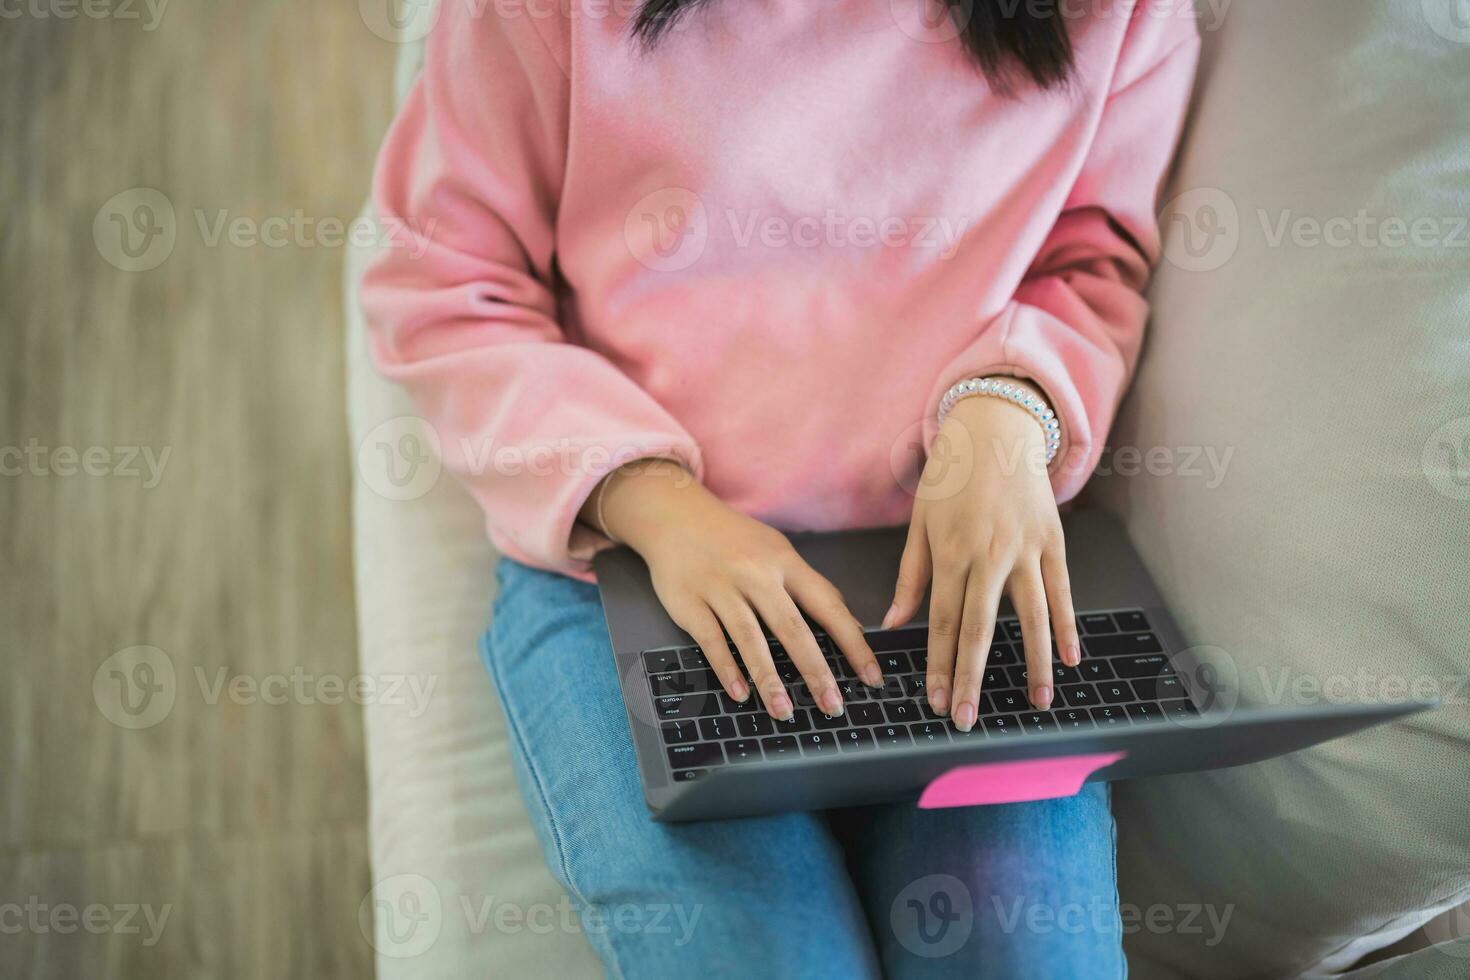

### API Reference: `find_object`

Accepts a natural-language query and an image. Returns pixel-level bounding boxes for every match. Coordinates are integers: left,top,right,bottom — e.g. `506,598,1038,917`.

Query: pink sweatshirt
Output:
363,0,1199,579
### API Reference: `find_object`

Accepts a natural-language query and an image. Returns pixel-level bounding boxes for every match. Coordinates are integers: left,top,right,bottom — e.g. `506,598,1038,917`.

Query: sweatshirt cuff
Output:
923,302,1121,503
488,436,704,583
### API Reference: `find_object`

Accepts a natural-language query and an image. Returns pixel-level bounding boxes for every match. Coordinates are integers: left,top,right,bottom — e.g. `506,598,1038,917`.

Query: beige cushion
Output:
1098,1,1470,976
347,218,599,978
346,4,597,975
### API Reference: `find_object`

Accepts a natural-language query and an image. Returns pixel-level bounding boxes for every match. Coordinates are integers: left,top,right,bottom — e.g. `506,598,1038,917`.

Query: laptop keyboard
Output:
646,608,1196,781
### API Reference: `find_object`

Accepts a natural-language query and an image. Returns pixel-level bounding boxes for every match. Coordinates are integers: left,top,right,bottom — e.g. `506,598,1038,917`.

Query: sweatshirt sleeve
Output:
360,5,702,577
924,4,1200,501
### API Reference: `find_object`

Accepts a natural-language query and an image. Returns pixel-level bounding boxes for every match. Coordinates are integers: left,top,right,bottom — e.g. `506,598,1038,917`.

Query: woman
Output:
364,0,1198,975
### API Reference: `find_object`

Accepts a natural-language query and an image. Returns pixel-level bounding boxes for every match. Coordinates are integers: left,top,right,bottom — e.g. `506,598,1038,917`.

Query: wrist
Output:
587,458,709,552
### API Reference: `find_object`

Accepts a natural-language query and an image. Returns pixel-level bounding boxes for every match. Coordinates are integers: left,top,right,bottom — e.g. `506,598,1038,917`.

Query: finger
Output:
747,586,843,718
710,593,792,720
950,568,1004,732
924,548,968,717
1042,537,1080,668
886,517,932,629
1011,560,1055,709
666,599,749,703
786,566,883,689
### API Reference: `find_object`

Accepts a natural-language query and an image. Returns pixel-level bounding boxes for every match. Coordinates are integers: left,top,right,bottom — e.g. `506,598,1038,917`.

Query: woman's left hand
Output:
885,380,1081,731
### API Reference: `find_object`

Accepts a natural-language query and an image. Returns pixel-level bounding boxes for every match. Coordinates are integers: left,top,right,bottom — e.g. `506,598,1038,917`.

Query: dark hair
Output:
631,0,1075,92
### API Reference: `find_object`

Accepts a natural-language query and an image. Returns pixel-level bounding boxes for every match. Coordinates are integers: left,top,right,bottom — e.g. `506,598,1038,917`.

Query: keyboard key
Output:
1115,610,1150,632
982,714,1020,736
720,692,761,714
813,707,851,729
773,710,812,734
837,728,876,751
1098,682,1136,704
1076,660,1116,682
1090,706,1129,727
902,674,928,698
1002,620,1025,642
1005,666,1029,689
1085,633,1163,658
643,650,681,673
724,739,763,763
672,768,706,782
836,679,870,702
649,670,719,697
1058,684,1099,708
667,742,724,770
698,716,737,741
1052,664,1079,685
909,722,950,745
884,700,922,724
1112,654,1175,679
878,676,908,700
800,732,837,755
990,690,1028,713
909,648,928,672
1019,711,1057,734
679,648,710,670
1133,675,1186,700
761,735,800,759
949,722,983,740
1056,708,1092,731
875,651,912,675
987,643,1020,666
661,721,699,745
1080,614,1116,635
655,694,721,720
875,725,912,747
1162,699,1199,718
1126,703,1162,723
849,703,885,726
737,713,774,737
865,627,928,652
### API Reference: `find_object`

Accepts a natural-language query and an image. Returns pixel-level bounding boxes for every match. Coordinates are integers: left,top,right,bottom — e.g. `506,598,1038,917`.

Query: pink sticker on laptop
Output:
917,752,1126,808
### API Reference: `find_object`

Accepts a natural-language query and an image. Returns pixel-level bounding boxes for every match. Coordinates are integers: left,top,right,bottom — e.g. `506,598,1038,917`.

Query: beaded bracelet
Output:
937,376,1062,464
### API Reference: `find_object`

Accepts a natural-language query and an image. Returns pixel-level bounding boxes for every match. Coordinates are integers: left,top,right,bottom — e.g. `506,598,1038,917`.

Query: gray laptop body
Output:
594,510,1430,822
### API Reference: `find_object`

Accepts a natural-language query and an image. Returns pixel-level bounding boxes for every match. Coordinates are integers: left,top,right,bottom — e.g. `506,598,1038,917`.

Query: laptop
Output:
593,510,1432,822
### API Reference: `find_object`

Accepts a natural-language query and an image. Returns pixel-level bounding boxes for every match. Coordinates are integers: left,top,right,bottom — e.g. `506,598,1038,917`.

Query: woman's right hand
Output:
584,459,883,721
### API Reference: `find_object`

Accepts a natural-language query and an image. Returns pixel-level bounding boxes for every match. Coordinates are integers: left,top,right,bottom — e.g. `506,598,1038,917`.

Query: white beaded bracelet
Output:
937,376,1062,464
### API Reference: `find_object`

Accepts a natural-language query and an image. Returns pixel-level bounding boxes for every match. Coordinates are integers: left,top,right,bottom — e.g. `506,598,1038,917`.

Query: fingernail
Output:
772,693,793,720
882,603,898,629
930,686,950,714
862,665,883,688
1064,644,1081,667
732,679,750,702
954,701,976,731
1033,685,1053,709
821,691,845,717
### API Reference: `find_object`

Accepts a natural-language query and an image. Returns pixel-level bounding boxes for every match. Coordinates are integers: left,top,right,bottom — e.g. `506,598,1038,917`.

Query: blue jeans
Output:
481,559,1125,979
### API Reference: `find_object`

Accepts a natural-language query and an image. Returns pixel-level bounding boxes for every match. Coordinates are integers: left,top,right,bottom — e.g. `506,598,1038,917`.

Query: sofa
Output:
346,2,1470,975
